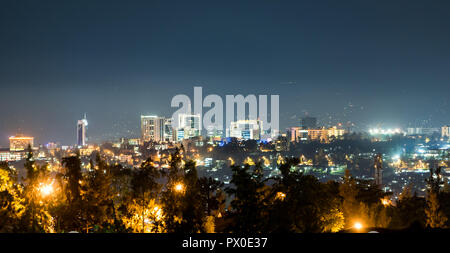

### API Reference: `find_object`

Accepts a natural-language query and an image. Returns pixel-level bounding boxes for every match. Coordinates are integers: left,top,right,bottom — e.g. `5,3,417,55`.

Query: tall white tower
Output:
77,114,88,146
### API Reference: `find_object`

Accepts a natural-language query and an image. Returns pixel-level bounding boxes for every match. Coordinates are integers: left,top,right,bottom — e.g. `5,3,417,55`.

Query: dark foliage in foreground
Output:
1,147,449,233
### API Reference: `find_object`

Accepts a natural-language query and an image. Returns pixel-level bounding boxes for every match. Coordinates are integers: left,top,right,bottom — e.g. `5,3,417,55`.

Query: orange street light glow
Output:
276,192,286,201
354,222,363,230
381,198,391,206
39,183,54,197
174,183,185,193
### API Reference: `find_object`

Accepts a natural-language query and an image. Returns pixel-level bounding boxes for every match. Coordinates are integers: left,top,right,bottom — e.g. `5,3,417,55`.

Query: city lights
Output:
174,183,185,193
38,183,54,197
369,128,403,135
276,192,286,201
2,0,450,242
381,198,391,206
353,222,363,230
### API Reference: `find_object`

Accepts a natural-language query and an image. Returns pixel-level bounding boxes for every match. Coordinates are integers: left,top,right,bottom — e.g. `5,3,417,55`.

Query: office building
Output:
175,113,201,140
288,127,308,142
141,115,164,142
228,119,263,140
307,128,330,142
406,127,439,136
164,118,174,142
327,126,346,139
9,135,34,151
141,115,175,142
206,125,223,141
0,148,26,162
288,126,345,143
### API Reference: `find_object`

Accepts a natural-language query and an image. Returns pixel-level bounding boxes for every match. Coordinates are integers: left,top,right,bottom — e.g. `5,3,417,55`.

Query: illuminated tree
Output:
127,157,162,233
339,169,375,229
160,149,185,232
122,199,164,233
274,161,343,232
0,162,25,232
320,208,345,233
81,154,117,232
62,155,83,204
427,166,444,193
181,160,207,232
57,154,84,231
399,184,413,201
203,215,215,233
424,166,448,228
162,158,206,233
18,147,55,233
425,189,447,228
109,164,133,232
24,145,37,182
339,169,360,227
370,203,392,228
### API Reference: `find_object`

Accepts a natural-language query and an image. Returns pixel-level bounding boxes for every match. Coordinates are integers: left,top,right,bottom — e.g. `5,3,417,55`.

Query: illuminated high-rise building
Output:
307,128,329,142
327,126,346,139
141,115,174,142
163,118,174,142
176,129,185,141
290,126,345,143
175,113,201,140
228,119,263,140
206,125,223,141
77,114,88,146
9,135,34,151
141,115,162,142
141,115,155,142
288,127,308,142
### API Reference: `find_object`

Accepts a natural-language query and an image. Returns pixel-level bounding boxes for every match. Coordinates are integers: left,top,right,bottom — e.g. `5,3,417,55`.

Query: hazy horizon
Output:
1,0,450,146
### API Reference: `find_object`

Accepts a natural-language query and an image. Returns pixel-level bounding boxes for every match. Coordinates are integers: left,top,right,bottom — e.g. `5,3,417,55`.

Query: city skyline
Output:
1,110,449,148
1,0,450,145
4,0,450,242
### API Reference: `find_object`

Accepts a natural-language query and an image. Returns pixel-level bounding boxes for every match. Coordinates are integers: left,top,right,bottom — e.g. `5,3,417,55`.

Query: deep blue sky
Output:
1,0,450,146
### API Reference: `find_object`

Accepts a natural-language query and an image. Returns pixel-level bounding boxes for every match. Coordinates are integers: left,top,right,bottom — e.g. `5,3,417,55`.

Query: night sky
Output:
1,0,450,146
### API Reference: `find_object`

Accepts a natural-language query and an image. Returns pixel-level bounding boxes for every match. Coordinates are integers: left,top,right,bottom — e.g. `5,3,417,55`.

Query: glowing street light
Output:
381,198,391,206
38,183,54,197
353,222,363,231
276,192,286,201
174,182,185,193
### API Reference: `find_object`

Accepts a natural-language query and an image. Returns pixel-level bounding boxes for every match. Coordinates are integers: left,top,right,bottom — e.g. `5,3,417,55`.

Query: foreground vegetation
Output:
1,146,449,233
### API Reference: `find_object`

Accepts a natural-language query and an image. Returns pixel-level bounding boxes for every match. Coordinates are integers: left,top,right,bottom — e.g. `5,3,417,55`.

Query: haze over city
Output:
1,0,450,146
